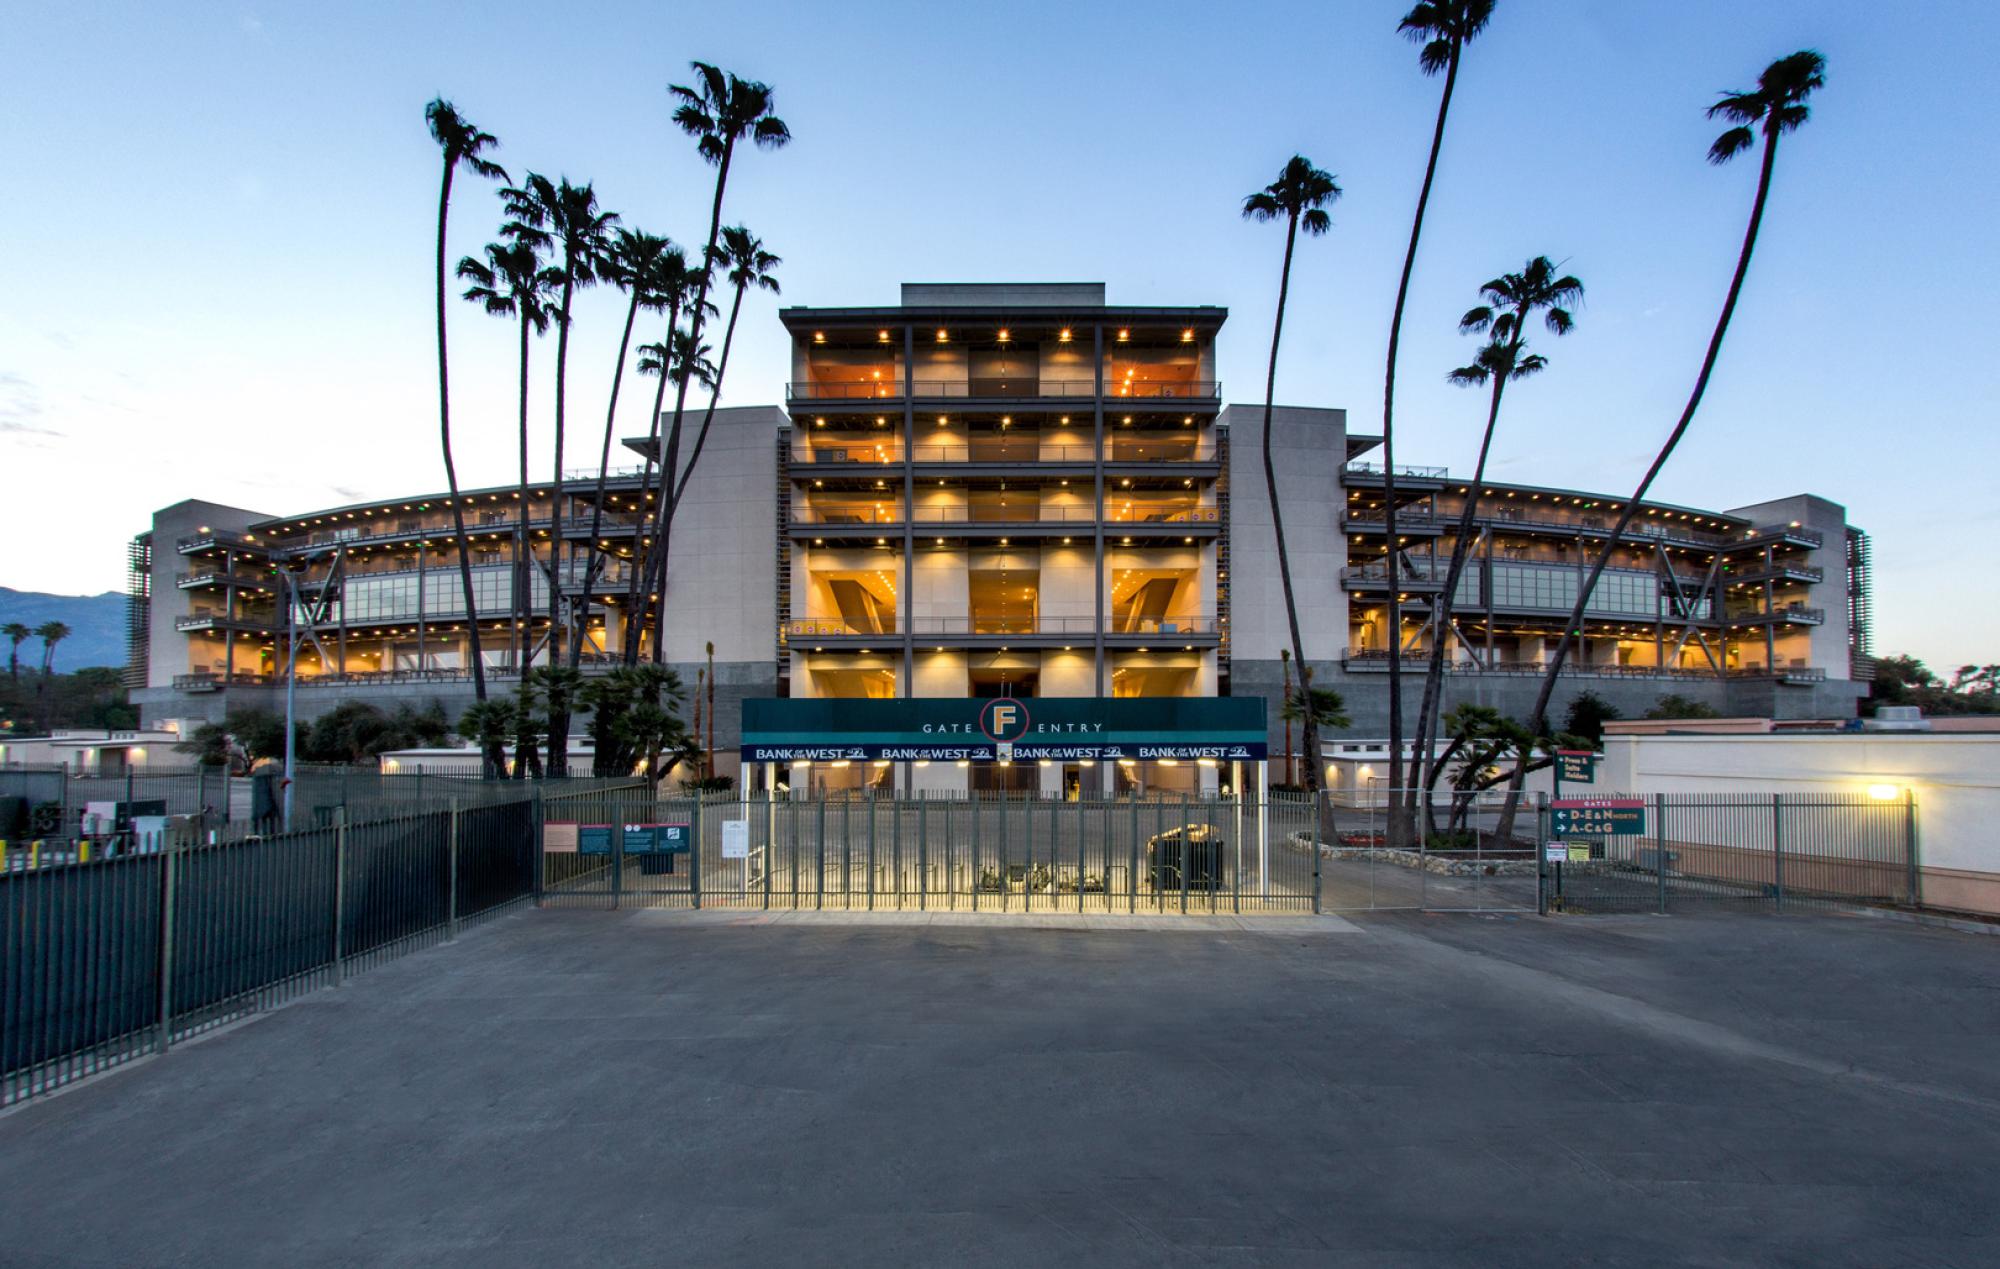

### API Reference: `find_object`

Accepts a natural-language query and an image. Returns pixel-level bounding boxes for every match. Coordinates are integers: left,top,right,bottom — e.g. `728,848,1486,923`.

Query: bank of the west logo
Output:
979,698,1033,744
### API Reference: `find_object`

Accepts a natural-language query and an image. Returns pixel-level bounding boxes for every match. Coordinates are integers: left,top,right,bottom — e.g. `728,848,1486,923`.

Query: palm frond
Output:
1300,208,1332,236
1707,126,1755,165
1458,305,1494,333
1446,363,1490,387
1509,353,1548,380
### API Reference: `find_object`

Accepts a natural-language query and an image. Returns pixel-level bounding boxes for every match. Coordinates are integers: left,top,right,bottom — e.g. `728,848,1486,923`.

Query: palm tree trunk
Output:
1383,46,1465,850
670,280,747,511
646,140,735,665
1408,340,1516,827
1259,213,1322,793
1497,130,1784,841
572,287,645,670
1281,653,1294,787
545,268,578,777
514,307,533,672
622,295,684,662
434,159,488,703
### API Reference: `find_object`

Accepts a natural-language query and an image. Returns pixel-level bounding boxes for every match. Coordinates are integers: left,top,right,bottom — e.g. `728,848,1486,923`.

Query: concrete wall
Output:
660,405,780,666
1220,403,1347,668
1599,731,2000,915
146,499,273,690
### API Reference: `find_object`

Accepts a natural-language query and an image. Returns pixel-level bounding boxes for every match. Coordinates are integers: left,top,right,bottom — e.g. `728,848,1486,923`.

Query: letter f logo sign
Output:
993,704,1018,734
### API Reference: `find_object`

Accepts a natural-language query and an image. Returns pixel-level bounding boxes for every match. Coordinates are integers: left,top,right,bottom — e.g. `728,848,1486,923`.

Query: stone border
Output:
1286,831,1539,878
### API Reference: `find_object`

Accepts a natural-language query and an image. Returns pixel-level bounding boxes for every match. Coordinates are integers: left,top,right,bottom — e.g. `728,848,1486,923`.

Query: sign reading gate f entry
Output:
740,697,1268,763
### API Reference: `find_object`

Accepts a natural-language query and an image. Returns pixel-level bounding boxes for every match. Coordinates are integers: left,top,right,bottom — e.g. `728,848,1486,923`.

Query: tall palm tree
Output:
620,246,704,659
1407,258,1581,813
1281,678,1353,785
1380,0,1497,842
1242,154,1341,792
672,226,779,511
647,225,781,661
501,175,617,694
3,621,28,682
638,63,790,664
457,234,558,671
1279,647,1294,786
634,329,717,664
1501,50,1827,841
424,99,509,702
573,228,678,670
34,621,69,676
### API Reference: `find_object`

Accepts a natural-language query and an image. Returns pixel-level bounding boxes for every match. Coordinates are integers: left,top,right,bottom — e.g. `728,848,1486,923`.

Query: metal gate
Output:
533,790,1538,915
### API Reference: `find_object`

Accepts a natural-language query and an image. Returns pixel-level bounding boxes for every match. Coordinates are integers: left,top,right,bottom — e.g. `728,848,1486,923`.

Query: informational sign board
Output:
740,696,1268,763
721,820,750,860
544,822,580,853
1556,750,1597,784
1551,798,1647,837
1568,844,1592,862
577,825,614,855
1544,842,1568,863
619,823,691,855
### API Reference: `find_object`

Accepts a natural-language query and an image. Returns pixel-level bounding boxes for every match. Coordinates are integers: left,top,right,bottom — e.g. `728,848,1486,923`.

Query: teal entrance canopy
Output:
740,696,1267,763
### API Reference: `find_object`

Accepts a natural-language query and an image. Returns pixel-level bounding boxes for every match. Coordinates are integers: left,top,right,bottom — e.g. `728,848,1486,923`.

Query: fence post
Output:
532,785,545,907
1655,793,1668,916
612,819,624,911
333,806,347,986
1904,788,1921,908
1312,791,1323,915
690,793,703,911
157,833,178,1054
1535,794,1548,916
448,799,462,937
1771,792,1784,913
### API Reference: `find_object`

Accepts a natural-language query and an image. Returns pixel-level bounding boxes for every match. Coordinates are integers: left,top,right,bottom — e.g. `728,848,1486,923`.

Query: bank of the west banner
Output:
740,697,1267,763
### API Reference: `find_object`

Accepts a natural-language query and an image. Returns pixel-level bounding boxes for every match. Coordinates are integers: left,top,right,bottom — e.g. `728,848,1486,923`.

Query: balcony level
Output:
1722,561,1826,586
176,611,277,634
1725,604,1826,628
175,567,272,590
784,615,1222,651
175,528,265,556
1341,463,1448,492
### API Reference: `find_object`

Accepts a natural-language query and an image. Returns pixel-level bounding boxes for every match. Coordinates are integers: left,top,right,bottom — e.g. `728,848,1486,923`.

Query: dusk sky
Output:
3,1,1994,671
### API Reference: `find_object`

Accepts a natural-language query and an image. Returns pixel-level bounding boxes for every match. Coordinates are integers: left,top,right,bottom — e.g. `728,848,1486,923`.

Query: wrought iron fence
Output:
0,786,613,1108
1536,791,1918,915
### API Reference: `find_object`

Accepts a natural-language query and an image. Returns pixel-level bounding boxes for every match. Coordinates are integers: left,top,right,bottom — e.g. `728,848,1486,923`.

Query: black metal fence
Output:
0,766,645,854
1537,791,1919,915
0,790,571,1108
535,791,1527,915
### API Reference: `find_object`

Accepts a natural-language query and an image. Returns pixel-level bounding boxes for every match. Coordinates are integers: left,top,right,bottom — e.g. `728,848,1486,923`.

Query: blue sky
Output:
2,1,1995,672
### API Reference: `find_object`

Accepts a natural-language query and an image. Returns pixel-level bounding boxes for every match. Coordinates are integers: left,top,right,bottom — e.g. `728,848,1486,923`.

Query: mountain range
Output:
0,587,129,671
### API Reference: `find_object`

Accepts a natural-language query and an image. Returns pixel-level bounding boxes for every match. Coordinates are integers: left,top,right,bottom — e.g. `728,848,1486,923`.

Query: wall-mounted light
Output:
1866,784,1903,802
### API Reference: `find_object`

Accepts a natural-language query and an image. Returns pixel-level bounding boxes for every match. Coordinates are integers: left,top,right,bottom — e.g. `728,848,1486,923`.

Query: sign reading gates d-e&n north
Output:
739,696,1268,763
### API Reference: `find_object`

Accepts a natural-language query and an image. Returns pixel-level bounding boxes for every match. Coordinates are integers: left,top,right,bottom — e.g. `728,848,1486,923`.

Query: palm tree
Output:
502,174,618,677
638,63,790,664
3,621,28,682
529,664,584,777
633,329,718,662
621,245,703,658
1379,0,1497,843
1279,647,1295,786
573,228,678,668
1242,154,1341,792
1502,50,1827,841
424,99,509,703
35,621,69,676
1407,258,1581,816
1280,678,1353,789
453,697,517,779
457,234,558,671
648,225,781,661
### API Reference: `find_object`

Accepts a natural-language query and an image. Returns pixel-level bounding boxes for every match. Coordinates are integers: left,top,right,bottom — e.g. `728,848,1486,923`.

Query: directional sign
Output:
1551,798,1647,837
1556,750,1597,784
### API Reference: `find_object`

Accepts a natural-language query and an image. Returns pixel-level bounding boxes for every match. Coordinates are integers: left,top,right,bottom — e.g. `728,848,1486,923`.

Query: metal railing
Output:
1725,604,1826,625
790,505,1218,527
1539,791,1914,915
786,379,1220,401
790,442,1219,465
175,611,277,632
0,787,647,1107
785,616,1219,638
1344,462,1448,480
1337,649,1715,680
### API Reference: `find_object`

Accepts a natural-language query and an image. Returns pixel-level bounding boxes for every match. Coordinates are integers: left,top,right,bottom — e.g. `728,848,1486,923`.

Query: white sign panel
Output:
721,820,750,860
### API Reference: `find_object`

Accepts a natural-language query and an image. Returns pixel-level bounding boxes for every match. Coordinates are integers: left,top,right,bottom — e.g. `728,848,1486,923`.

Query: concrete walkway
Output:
3,907,1997,1266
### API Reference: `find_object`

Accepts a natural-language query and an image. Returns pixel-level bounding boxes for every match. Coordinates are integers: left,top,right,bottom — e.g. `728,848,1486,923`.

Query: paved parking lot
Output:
4,907,1997,1266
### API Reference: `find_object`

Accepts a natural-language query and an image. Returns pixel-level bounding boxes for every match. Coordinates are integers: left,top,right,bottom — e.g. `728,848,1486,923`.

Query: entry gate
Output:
533,791,1539,915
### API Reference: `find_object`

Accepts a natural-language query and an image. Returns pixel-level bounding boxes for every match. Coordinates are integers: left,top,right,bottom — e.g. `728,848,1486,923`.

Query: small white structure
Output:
0,727,184,775
1600,721,2000,915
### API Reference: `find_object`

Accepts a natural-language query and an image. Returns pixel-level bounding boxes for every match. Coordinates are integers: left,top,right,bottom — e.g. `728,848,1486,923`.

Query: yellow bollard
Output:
79,840,91,864
30,840,42,869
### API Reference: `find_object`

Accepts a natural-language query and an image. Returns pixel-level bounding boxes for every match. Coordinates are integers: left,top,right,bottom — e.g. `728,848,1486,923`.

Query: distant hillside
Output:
0,587,128,670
